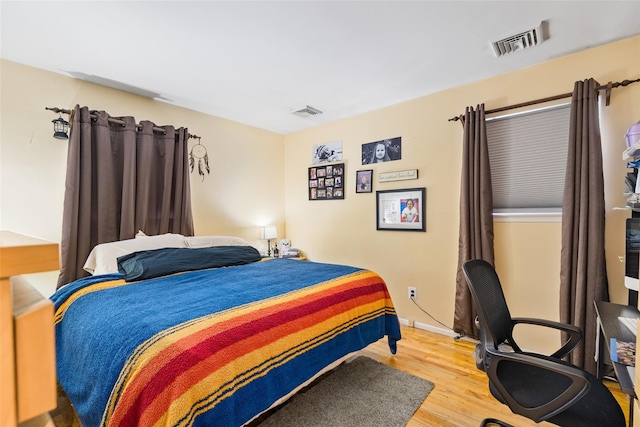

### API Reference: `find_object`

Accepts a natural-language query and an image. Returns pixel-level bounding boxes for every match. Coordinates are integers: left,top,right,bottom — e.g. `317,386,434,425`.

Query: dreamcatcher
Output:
189,137,210,181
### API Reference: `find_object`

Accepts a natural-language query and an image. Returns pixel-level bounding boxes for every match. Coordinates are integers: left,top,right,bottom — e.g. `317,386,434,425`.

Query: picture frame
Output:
309,163,344,200
361,136,402,165
378,169,418,183
355,169,373,193
312,140,343,165
376,187,426,231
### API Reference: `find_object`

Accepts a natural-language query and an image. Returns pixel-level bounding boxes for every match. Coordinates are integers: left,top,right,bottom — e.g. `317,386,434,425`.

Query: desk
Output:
595,300,639,424
0,231,58,426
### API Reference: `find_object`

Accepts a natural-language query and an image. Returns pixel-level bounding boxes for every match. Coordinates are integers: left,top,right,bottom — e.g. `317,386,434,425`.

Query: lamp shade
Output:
261,225,278,240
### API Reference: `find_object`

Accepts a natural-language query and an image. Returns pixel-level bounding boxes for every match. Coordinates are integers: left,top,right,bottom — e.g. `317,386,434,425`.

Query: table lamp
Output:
261,225,278,257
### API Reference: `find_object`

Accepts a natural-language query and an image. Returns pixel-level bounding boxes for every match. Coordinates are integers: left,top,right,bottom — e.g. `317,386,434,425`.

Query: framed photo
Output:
376,187,426,231
309,163,344,200
356,170,373,193
312,140,343,165
362,137,402,165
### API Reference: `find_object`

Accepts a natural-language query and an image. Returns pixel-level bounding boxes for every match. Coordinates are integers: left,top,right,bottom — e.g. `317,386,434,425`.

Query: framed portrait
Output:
309,163,344,200
356,170,373,193
376,187,426,231
362,136,402,165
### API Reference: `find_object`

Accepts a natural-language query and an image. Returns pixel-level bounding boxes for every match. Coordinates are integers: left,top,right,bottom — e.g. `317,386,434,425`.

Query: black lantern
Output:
52,114,69,139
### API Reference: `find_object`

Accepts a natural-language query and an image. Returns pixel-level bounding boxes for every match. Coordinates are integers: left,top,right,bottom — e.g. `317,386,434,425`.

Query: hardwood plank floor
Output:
51,325,631,427
360,325,631,427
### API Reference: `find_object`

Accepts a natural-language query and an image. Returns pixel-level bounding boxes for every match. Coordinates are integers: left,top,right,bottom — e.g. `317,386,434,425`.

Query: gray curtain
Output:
560,79,608,375
57,105,194,288
454,104,495,339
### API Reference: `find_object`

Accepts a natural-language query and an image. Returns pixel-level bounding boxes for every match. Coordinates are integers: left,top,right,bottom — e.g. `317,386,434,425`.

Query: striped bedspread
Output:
52,258,401,427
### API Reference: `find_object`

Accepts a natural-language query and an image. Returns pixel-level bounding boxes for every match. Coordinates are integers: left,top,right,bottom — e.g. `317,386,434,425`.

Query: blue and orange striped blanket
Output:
52,258,401,427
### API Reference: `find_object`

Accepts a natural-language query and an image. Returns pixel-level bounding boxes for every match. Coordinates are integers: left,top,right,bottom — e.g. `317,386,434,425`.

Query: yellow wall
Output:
284,35,640,352
0,59,285,253
1,36,638,353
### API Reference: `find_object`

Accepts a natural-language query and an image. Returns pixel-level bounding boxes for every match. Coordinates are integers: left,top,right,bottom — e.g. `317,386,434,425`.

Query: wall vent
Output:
490,23,543,57
292,105,323,118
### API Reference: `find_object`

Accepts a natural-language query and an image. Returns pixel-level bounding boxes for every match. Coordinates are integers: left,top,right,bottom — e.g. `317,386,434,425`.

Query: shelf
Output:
614,206,640,213
623,141,640,161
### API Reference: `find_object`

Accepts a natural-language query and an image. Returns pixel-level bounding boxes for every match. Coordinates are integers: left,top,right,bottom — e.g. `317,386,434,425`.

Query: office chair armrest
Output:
512,317,583,359
485,348,591,423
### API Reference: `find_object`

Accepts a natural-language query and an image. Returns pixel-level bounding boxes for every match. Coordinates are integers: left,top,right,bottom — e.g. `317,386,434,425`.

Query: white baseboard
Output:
398,317,477,343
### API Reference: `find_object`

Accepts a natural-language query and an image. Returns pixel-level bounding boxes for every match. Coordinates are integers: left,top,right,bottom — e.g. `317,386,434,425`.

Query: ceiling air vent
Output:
291,105,323,118
490,22,543,57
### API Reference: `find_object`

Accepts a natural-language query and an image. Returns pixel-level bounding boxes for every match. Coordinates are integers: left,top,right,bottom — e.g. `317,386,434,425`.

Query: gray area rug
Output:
258,356,435,427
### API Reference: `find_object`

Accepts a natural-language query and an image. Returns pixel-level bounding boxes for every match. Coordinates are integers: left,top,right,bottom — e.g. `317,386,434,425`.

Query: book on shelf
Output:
610,338,636,367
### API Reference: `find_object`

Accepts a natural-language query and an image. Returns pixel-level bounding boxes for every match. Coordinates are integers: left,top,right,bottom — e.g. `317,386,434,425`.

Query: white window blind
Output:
486,103,571,211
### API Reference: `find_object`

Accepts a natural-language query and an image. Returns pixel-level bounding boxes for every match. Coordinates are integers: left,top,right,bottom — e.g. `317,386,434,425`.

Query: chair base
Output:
480,418,515,427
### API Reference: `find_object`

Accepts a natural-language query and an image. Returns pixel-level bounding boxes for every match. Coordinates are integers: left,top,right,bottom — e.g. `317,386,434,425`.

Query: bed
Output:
51,235,401,427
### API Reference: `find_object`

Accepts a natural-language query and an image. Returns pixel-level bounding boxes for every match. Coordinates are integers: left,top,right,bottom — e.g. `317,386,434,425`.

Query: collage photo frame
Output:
309,163,345,200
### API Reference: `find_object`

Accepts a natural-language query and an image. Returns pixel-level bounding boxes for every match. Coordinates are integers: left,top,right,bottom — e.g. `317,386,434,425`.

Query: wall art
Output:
362,137,401,165
376,187,425,231
312,140,343,165
378,169,418,183
309,163,344,200
356,170,373,193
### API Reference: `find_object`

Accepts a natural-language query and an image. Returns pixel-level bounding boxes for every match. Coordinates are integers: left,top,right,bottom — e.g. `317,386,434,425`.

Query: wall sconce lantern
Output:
52,114,69,139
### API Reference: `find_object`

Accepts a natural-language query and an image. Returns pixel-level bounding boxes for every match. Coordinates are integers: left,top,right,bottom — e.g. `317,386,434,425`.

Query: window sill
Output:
493,208,562,223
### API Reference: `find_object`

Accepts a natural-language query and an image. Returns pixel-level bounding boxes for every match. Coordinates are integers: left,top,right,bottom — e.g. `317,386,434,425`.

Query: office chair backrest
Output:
462,259,514,348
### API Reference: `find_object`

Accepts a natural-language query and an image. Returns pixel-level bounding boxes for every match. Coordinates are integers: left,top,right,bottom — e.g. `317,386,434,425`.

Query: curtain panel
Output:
560,79,608,375
454,104,495,339
57,106,194,289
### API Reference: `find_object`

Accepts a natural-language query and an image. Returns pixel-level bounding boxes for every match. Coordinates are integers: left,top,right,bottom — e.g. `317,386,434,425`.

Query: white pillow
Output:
83,233,188,275
185,235,250,248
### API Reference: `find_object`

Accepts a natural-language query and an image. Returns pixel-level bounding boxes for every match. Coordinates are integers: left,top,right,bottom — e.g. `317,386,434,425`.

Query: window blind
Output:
486,103,571,210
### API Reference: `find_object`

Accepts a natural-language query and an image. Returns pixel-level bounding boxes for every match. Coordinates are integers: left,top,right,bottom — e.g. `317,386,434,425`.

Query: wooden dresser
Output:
0,231,58,426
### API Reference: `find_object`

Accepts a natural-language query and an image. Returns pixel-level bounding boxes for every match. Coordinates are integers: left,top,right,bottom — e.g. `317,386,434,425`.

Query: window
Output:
486,103,571,219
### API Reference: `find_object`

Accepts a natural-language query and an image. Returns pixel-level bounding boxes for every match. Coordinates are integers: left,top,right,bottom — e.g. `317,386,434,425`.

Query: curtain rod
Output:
45,107,200,140
447,78,640,123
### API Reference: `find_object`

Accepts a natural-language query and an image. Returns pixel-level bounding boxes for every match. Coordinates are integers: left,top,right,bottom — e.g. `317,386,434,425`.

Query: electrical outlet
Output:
408,286,417,299
407,319,415,327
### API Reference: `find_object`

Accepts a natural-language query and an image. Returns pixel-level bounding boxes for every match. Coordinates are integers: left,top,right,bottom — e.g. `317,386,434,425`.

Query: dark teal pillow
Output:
117,245,261,281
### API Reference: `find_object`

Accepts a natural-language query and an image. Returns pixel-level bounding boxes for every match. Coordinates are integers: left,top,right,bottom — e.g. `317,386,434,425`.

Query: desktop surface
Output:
595,300,639,396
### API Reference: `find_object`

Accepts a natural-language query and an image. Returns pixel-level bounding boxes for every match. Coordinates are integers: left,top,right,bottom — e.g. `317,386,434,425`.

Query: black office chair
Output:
462,259,625,427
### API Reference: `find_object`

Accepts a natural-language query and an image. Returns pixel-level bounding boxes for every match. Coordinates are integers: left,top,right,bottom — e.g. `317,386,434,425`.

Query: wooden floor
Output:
360,325,631,427
51,325,631,427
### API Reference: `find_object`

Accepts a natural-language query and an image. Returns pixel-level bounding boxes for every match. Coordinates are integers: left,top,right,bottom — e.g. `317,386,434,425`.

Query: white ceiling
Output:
1,1,639,135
